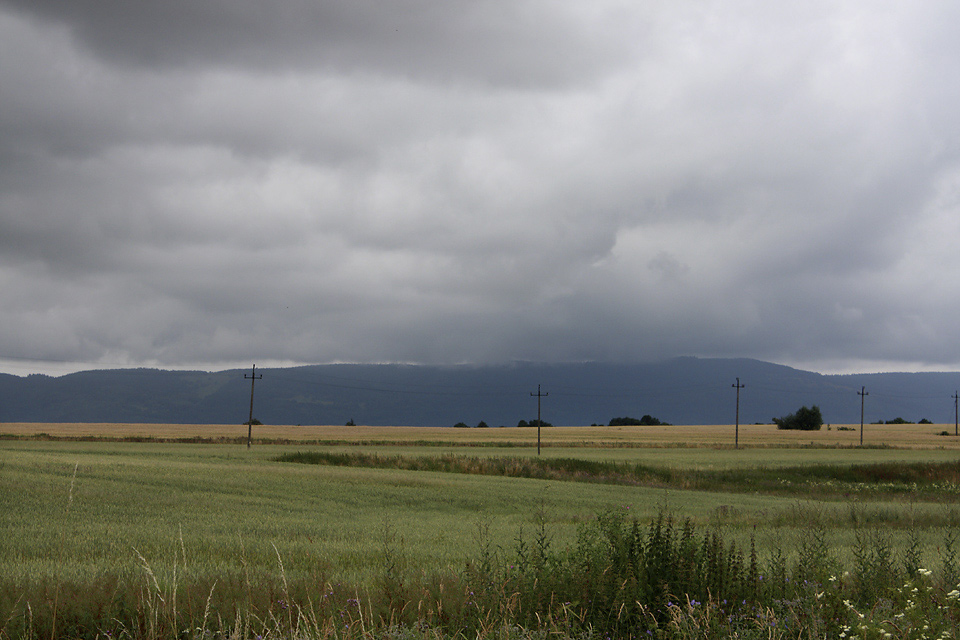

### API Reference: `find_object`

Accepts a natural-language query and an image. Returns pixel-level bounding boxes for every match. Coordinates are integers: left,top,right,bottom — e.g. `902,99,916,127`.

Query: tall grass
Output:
5,507,960,639
7,441,960,637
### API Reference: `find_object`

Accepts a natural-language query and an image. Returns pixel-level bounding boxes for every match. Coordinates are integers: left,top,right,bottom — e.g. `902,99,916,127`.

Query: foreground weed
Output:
851,527,898,606
660,599,799,640
942,528,960,587
835,569,960,640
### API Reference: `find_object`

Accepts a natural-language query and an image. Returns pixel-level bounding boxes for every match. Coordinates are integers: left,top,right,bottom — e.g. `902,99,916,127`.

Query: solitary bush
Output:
773,405,823,431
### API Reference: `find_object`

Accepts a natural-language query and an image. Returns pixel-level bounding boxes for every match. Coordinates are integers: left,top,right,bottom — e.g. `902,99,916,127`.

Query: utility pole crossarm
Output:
245,364,263,449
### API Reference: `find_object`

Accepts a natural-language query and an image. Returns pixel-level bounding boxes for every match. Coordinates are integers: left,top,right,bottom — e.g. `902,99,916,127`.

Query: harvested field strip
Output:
6,422,960,449
276,450,960,499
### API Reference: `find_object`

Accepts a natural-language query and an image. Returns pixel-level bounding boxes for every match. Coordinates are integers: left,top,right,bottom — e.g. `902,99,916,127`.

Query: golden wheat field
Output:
4,420,960,449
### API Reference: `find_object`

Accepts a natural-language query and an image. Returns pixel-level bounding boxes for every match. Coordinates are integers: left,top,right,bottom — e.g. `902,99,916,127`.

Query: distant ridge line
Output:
1,358,959,426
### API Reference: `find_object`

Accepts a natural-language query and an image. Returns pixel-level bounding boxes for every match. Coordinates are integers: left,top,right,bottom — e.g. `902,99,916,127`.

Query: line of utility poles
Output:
245,364,262,449
531,384,548,456
727,381,959,449
237,370,956,449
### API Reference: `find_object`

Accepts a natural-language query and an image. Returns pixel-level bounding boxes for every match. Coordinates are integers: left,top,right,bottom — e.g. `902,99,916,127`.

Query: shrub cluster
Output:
516,419,552,427
773,405,823,431
608,415,669,426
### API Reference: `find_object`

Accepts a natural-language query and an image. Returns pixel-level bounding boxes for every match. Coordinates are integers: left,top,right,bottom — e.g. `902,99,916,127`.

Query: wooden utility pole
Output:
732,378,744,449
531,384,548,456
858,386,869,446
245,364,262,448
953,391,959,437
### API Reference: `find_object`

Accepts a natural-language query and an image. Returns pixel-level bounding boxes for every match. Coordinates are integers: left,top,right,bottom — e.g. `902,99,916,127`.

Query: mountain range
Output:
1,358,959,427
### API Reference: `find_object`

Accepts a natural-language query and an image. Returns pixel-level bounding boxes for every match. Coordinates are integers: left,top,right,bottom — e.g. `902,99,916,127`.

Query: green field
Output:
3,428,960,638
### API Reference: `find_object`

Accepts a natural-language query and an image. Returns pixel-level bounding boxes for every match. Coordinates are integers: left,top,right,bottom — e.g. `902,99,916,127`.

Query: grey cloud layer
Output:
2,1,960,373
3,0,628,85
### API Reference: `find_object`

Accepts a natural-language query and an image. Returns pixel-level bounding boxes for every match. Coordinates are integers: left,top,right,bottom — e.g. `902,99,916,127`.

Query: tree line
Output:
451,415,669,428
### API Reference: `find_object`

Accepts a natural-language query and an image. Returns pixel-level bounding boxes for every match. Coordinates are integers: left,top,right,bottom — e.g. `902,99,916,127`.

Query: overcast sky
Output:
2,1,960,377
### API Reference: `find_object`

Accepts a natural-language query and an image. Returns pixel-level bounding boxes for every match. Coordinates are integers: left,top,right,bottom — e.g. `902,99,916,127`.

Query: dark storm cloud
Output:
2,1,960,375
2,0,626,85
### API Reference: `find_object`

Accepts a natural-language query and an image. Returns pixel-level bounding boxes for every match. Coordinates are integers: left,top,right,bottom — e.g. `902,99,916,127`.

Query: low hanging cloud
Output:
2,0,960,375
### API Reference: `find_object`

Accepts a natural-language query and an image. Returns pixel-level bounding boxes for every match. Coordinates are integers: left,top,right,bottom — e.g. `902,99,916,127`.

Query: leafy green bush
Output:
773,405,823,430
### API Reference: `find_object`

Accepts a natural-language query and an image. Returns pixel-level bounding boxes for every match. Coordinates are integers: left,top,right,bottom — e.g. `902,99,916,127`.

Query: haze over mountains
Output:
2,358,959,429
